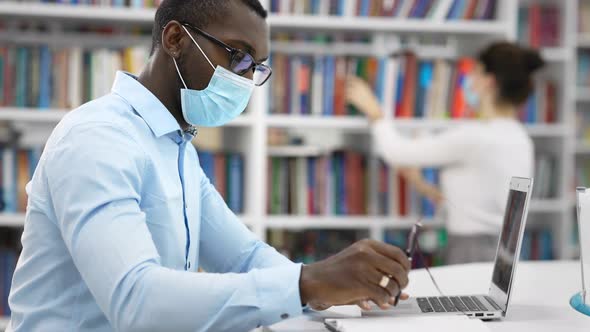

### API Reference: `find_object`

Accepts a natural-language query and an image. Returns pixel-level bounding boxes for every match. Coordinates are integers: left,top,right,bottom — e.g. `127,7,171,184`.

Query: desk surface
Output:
267,261,590,332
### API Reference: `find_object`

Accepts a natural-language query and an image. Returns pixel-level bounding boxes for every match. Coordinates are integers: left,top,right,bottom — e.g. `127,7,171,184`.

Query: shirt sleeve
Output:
45,122,303,332
371,119,476,168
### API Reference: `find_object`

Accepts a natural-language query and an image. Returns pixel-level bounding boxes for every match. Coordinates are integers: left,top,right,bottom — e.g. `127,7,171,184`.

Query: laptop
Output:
364,176,533,320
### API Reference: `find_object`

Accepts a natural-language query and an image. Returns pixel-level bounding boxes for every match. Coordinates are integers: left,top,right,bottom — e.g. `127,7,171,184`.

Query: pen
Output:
393,222,422,306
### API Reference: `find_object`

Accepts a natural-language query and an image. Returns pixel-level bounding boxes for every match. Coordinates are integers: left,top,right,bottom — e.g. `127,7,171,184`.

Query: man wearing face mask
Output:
6,1,411,331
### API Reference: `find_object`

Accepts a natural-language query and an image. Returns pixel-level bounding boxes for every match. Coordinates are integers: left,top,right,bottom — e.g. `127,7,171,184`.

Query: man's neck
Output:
137,58,191,131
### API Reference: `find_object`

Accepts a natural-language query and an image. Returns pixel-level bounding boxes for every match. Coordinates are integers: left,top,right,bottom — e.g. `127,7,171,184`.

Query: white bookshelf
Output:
0,2,510,35
0,0,578,291
0,109,67,123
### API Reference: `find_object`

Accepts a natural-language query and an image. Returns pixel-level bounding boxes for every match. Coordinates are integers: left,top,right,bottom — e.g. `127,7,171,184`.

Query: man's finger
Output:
389,293,410,305
355,300,371,311
367,283,392,310
365,268,397,297
368,252,409,289
368,241,411,271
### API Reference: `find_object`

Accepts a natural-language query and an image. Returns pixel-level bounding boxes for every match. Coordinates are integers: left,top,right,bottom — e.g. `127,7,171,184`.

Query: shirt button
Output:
281,313,289,320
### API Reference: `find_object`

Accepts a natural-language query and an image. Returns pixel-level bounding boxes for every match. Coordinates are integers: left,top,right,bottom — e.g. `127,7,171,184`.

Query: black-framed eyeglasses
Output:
181,23,272,86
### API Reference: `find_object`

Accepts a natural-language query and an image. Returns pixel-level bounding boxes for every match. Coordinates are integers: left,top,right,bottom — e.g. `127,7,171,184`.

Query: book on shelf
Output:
576,111,590,143
267,151,368,216
198,151,244,214
377,161,439,218
0,147,43,214
31,0,163,8
532,154,558,200
576,159,590,188
580,0,590,35
269,0,496,20
0,45,149,110
0,229,21,317
578,51,590,86
517,3,561,48
520,229,554,261
267,229,368,263
518,80,557,124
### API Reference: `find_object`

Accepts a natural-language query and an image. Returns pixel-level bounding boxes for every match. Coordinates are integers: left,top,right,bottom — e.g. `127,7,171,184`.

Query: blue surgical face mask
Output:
464,76,480,108
172,26,255,127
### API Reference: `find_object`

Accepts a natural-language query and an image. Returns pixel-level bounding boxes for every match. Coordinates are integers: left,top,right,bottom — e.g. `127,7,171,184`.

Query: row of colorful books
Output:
269,0,497,20
520,229,553,261
266,152,439,217
0,45,149,109
578,51,590,86
517,4,561,48
0,147,43,214
34,0,162,7
267,153,369,215
198,151,244,214
270,53,558,124
267,228,444,267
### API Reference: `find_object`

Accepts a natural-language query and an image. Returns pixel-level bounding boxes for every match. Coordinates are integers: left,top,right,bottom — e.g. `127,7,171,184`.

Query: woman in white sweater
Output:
347,42,544,264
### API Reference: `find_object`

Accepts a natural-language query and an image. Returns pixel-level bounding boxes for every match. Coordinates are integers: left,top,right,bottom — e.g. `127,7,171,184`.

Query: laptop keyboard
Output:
416,296,496,313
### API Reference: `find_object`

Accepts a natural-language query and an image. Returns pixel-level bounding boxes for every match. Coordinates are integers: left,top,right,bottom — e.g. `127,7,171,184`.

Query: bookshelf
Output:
0,0,582,328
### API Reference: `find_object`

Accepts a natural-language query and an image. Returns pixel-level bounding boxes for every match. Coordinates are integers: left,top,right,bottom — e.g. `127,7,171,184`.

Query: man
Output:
7,1,410,331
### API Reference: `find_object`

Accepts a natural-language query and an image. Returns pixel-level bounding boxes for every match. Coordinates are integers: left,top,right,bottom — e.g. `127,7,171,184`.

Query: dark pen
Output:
393,222,422,306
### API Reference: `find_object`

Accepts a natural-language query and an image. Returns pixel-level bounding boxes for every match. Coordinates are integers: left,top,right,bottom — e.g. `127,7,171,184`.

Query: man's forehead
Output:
203,3,269,59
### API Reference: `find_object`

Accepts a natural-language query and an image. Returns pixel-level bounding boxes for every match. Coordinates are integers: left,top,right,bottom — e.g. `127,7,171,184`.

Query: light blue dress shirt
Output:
7,71,303,332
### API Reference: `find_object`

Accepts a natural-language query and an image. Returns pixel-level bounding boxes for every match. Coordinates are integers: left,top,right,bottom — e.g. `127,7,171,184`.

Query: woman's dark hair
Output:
477,42,545,106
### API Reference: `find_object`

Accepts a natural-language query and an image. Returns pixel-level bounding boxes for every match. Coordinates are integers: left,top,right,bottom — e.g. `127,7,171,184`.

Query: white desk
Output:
266,261,590,331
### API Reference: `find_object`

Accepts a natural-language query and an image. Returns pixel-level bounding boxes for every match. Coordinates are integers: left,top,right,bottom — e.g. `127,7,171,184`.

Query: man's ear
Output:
161,20,185,59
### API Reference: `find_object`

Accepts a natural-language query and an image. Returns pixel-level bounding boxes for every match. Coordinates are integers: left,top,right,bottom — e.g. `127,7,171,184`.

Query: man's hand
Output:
299,239,411,311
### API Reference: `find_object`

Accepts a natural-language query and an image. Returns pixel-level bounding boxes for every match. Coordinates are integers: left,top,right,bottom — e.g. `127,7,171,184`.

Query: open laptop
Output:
365,176,534,320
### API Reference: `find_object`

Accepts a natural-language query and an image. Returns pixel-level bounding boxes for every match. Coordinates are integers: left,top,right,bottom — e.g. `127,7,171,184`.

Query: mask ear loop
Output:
162,26,190,90
172,57,189,89
180,25,216,71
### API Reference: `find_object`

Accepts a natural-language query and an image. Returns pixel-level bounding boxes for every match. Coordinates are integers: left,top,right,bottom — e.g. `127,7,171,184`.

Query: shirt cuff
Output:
253,263,304,327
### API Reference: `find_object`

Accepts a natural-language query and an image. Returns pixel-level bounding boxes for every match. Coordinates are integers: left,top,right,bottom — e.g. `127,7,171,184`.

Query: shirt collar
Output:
111,71,182,138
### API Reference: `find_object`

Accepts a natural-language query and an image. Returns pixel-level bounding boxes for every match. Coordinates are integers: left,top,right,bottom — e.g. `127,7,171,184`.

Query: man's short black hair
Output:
151,0,267,55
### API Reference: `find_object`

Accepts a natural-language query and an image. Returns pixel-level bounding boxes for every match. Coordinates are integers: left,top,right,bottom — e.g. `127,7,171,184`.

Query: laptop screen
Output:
491,189,528,293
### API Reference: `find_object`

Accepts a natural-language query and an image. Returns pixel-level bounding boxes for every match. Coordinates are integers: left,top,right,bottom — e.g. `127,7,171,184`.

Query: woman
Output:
347,42,544,264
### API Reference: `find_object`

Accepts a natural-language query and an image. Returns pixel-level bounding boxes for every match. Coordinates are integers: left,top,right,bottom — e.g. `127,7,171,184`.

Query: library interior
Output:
0,0,589,331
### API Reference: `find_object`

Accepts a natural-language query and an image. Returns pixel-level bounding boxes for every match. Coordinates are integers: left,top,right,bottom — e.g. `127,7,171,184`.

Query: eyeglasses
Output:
181,23,272,86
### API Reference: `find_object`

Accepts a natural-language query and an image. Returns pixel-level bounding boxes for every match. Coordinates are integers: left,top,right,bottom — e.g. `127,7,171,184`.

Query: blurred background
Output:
0,0,586,326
